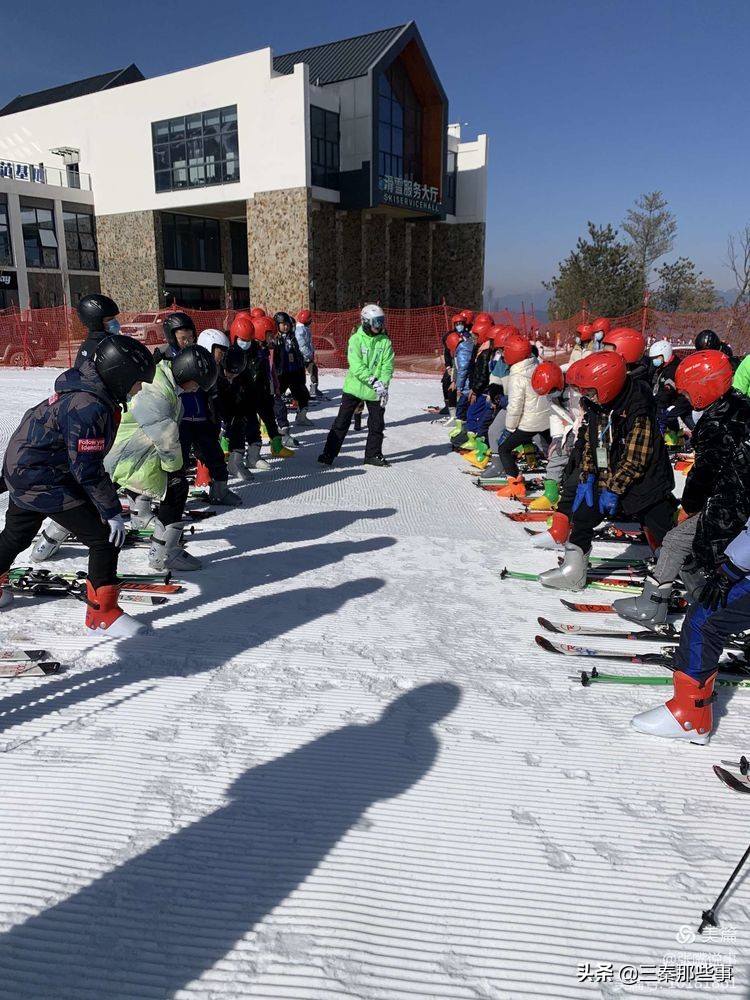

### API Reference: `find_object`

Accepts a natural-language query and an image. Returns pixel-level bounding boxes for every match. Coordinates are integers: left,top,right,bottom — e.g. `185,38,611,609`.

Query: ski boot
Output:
539,542,590,590
246,442,271,471
438,406,458,428
479,457,505,481
281,430,300,449
520,442,539,470
527,479,559,511
227,450,254,482
208,481,243,506
318,453,334,466
194,461,211,488
149,521,202,572
85,580,148,637
631,670,717,745
30,521,71,563
448,420,466,448
129,495,157,530
612,574,672,626
271,436,295,459
294,407,314,427
364,455,391,468
531,512,570,550
465,439,491,470
495,475,526,499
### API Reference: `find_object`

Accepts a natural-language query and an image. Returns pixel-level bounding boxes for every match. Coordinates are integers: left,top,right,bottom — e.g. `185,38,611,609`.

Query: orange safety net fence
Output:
1,301,750,374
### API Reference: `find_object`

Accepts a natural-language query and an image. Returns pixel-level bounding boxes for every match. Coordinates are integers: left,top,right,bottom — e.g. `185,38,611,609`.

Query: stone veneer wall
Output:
431,222,485,310
310,202,337,312
96,210,164,310
246,189,311,311
335,211,363,311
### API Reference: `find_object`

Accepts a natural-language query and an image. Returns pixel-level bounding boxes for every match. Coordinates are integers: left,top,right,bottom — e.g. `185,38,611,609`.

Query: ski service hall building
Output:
0,22,488,314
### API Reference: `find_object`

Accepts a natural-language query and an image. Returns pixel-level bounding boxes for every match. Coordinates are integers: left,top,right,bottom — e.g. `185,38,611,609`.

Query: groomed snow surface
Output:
0,368,748,1000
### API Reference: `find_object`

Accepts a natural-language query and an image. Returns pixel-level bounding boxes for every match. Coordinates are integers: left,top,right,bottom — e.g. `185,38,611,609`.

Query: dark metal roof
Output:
273,24,408,84
0,64,145,117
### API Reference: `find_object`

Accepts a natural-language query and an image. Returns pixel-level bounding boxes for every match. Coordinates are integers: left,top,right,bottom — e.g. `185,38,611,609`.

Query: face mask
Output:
105,319,120,334
594,331,604,342
652,357,664,368
237,340,252,351
575,336,582,346
455,324,465,334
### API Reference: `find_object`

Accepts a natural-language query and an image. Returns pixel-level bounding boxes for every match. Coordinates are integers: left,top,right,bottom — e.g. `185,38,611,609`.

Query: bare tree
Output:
724,225,750,307
621,191,677,285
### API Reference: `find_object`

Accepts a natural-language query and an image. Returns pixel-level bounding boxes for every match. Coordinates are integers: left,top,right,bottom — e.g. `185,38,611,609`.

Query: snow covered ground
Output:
0,367,748,1000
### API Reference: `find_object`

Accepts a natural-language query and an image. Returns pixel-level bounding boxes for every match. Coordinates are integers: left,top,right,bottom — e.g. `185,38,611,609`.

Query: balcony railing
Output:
0,159,92,192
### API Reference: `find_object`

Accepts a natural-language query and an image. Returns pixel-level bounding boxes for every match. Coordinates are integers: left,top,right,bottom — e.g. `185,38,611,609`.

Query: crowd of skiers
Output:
438,309,750,745
0,295,395,641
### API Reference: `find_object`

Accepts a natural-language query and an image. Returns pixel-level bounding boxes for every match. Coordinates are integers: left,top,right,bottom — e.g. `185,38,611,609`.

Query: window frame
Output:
310,105,340,191
21,204,58,270
63,208,99,272
0,201,13,267
162,212,222,273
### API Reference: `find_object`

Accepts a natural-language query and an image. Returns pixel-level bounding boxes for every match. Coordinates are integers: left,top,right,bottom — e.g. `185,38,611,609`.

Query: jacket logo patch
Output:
47,392,59,405
77,438,105,453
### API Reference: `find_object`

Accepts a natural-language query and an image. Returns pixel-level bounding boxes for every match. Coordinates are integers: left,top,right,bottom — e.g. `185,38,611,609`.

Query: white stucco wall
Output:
447,129,488,225
0,50,311,216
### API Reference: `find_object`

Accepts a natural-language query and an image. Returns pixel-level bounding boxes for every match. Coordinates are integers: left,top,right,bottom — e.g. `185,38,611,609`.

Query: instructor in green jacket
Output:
318,305,395,468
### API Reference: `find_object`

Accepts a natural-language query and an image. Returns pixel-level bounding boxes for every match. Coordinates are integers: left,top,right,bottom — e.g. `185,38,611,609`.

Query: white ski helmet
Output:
361,304,385,335
197,328,230,354
648,339,674,367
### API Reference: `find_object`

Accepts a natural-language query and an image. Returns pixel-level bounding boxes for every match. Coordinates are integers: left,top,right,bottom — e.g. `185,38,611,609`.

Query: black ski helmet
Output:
273,311,293,331
77,294,119,333
695,329,721,351
93,335,156,403
163,312,196,349
222,343,248,376
171,344,218,391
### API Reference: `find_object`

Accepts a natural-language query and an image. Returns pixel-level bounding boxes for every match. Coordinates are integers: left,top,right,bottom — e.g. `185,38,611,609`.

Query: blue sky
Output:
3,0,748,299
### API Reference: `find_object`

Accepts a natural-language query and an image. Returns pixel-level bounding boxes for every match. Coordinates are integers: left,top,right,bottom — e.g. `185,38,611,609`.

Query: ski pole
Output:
698,841,750,934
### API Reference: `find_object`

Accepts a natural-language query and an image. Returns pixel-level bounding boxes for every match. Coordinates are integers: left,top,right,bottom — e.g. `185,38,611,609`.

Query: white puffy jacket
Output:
505,357,551,433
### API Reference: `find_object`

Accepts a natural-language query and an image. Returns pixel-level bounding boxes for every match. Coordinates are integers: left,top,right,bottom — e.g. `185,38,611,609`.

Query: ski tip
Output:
534,635,556,653
500,567,509,579
537,616,554,633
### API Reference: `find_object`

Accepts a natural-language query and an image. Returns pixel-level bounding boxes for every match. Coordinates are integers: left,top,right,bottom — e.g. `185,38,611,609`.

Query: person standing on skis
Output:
273,312,313,429
318,305,395,468
294,309,324,400
1,336,155,636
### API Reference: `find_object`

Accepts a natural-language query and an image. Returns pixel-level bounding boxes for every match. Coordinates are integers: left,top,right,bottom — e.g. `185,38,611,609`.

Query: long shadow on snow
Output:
0,682,461,1000
196,507,396,550
0,510,398,734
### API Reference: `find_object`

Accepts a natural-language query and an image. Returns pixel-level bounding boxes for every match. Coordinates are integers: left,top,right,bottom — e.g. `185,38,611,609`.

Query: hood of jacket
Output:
54,360,117,409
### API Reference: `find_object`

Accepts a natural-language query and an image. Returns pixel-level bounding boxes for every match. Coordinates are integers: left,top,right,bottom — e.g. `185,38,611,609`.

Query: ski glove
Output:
700,558,746,612
380,388,389,409
572,473,596,512
598,489,619,516
107,515,127,549
369,378,387,397
496,429,511,447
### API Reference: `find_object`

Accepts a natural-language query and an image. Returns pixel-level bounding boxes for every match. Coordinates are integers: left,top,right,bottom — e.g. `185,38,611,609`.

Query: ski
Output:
6,569,180,594
475,477,546,491
0,661,62,678
503,510,556,523
592,524,648,544
560,597,688,614
5,578,168,606
713,765,750,793
0,648,54,662
537,616,679,642
501,568,643,593
535,633,674,665
183,508,216,520
572,666,750,688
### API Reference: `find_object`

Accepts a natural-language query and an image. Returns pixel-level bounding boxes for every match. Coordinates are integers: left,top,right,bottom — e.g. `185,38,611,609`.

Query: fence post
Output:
641,288,650,342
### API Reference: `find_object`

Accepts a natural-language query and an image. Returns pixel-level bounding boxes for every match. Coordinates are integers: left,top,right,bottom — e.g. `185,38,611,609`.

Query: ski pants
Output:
498,429,551,476
180,420,227,483
569,494,677,553
652,515,699,585
125,475,188,530
0,499,118,588
673,576,750,683
442,369,457,408
306,360,319,391
456,393,470,421
487,410,507,453
323,392,385,462
546,435,574,484
279,371,310,411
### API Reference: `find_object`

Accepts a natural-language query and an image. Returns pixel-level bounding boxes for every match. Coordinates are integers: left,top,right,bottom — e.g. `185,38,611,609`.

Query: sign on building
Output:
378,175,441,214
0,160,47,183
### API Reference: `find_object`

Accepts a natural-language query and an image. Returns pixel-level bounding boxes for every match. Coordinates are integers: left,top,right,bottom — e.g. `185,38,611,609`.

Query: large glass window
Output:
63,209,98,271
310,106,339,190
230,220,248,274
152,105,239,193
378,63,422,181
0,201,12,267
21,204,58,269
162,213,221,272
164,284,222,310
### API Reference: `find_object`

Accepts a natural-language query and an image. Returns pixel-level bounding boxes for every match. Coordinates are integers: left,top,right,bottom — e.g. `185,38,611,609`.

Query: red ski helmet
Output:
445,331,462,355
567,351,628,405
250,307,266,319
473,320,494,344
229,313,254,344
452,313,467,331
474,311,493,328
603,327,646,364
576,323,594,344
460,309,475,327
297,308,312,325
252,316,276,341
590,317,611,337
531,361,565,396
675,350,733,410
503,333,532,366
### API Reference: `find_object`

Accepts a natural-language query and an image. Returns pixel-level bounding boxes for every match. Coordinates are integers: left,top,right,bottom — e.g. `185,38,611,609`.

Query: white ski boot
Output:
208,481,243,506
227,450,254,482
149,522,202,572
129,494,157,530
612,575,672,626
85,581,148,637
631,671,717,745
30,521,71,563
295,407,314,427
539,543,590,591
282,430,300,449
246,442,271,471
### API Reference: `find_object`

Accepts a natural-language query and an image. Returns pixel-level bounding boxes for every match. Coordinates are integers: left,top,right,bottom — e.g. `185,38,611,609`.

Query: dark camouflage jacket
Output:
3,362,122,519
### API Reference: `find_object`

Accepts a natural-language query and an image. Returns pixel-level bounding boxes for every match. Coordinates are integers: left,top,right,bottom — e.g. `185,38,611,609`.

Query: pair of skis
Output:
501,568,648,594
0,648,62,677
